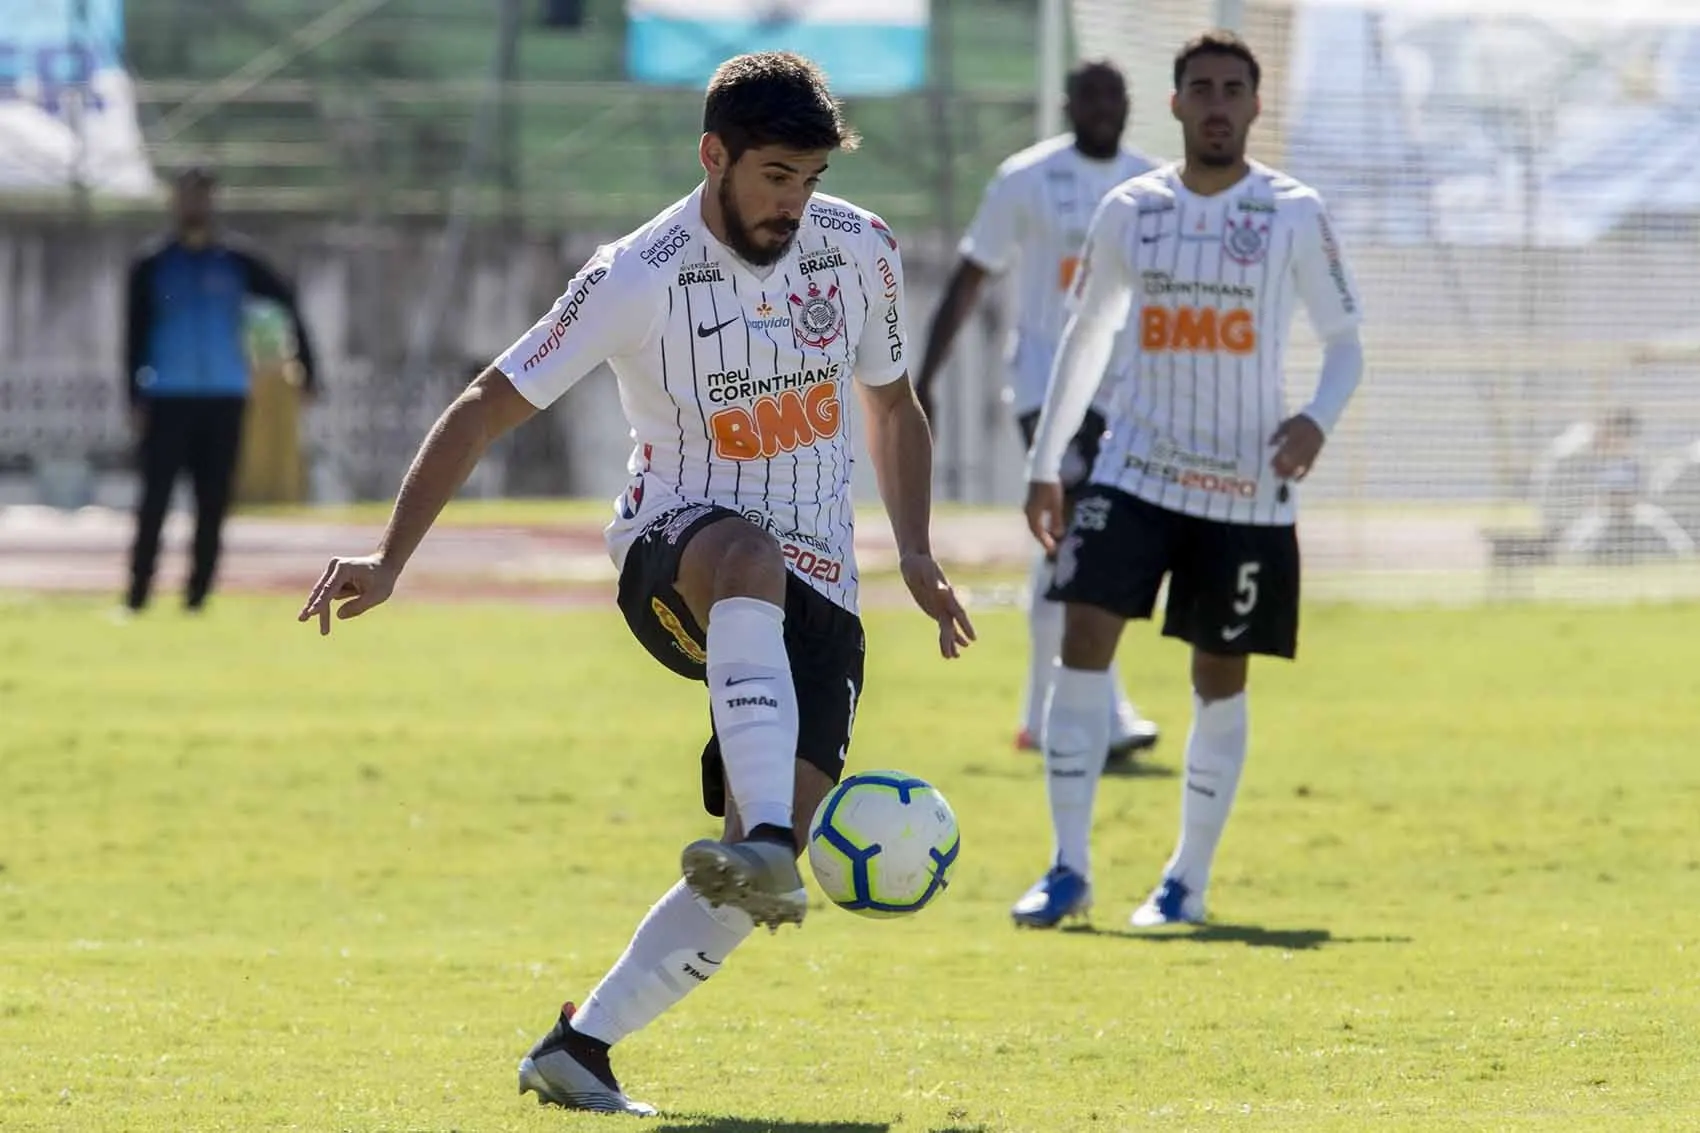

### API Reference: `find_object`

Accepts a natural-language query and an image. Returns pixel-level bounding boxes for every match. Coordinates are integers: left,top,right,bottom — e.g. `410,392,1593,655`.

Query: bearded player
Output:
299,52,973,1114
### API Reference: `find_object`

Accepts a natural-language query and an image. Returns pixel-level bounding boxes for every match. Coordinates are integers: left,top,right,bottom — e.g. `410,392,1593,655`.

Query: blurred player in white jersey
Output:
915,60,1160,767
296,53,974,1115
1013,31,1365,929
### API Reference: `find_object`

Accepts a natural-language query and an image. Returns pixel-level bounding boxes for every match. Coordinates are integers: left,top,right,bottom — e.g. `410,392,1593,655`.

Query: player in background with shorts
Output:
1014,31,1366,929
915,61,1160,767
297,52,974,1115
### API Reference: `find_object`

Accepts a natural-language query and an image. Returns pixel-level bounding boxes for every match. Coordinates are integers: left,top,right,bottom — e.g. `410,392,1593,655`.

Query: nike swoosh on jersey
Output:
696,317,740,338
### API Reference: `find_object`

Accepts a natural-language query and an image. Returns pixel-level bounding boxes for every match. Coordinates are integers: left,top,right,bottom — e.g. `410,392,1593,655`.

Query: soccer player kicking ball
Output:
297,52,974,1116
916,60,1160,766
1012,31,1366,930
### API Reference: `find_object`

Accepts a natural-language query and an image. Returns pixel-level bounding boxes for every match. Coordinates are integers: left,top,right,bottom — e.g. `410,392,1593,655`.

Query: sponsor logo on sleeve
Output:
877,255,902,363
1316,209,1357,314
522,266,606,371
640,223,692,268
810,206,863,234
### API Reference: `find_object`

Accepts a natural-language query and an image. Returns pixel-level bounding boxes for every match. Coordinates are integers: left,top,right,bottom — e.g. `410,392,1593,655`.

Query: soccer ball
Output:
806,770,960,918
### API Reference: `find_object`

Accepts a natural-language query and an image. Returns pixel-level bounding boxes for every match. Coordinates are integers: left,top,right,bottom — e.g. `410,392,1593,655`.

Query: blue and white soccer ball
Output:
806,770,960,918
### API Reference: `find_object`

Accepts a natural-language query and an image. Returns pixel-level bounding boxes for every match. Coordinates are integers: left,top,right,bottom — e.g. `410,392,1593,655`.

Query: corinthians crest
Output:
787,280,845,349
1223,213,1269,266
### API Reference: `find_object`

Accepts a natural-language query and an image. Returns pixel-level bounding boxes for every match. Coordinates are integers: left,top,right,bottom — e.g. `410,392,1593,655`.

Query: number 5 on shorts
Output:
1234,561,1261,616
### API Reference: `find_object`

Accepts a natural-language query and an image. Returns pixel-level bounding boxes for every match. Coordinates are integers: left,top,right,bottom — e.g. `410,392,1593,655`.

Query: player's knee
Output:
1192,650,1248,701
1059,603,1122,669
710,527,786,604
677,519,785,617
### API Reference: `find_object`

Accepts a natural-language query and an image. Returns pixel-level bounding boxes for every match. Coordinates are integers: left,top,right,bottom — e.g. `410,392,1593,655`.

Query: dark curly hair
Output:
1173,29,1262,92
703,52,860,162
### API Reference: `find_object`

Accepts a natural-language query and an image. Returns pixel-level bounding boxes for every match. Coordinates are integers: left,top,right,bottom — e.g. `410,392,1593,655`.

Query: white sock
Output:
1164,692,1250,894
1022,553,1065,738
1042,665,1114,878
706,597,797,835
572,880,756,1046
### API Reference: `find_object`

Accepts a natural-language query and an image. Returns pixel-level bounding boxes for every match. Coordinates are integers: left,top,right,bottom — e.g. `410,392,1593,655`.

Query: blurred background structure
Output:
4,0,1700,601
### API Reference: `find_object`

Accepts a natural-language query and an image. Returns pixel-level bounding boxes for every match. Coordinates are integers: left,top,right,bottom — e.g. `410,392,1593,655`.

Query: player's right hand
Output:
1024,481,1066,555
298,554,397,636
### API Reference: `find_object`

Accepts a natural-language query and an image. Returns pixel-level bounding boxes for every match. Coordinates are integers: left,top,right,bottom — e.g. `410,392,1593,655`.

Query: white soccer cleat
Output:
1107,716,1161,765
1129,876,1207,929
680,836,807,931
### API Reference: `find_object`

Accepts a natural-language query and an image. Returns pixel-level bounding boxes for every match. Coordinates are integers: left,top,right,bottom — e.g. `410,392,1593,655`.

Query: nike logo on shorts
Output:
1220,624,1249,642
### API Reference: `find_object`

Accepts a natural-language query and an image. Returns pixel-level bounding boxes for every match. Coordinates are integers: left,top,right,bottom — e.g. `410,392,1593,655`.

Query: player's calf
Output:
677,519,800,849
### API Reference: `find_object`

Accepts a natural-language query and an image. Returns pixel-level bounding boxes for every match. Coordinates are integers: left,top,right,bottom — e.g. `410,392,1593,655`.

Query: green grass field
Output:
4,594,1699,1131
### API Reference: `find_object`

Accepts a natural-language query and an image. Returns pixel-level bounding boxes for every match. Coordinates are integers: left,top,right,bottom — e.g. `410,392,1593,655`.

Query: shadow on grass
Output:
1060,922,1414,951
649,1115,904,1122
1101,758,1177,780
961,758,1176,782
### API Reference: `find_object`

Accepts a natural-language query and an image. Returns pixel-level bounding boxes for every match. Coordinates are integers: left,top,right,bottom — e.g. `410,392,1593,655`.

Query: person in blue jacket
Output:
124,166,319,612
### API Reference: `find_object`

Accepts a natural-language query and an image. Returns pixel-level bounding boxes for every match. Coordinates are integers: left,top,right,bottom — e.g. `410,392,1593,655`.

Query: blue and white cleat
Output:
1129,876,1206,928
1011,864,1092,928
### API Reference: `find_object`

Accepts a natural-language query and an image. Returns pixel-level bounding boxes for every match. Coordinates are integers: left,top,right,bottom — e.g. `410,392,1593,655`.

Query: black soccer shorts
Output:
1047,484,1302,659
615,503,865,818
1017,408,1108,501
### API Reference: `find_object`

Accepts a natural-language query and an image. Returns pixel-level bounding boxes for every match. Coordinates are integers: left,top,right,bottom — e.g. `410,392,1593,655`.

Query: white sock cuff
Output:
1194,691,1248,737
1054,666,1114,712
707,597,787,667
710,596,784,626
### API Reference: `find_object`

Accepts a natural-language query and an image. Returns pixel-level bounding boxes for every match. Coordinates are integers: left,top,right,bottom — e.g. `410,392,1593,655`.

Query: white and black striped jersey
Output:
494,185,909,613
1030,161,1365,526
959,135,1157,416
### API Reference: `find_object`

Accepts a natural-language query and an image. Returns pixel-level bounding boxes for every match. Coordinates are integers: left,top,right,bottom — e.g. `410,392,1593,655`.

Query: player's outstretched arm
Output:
297,368,537,634
913,259,990,422
858,376,976,659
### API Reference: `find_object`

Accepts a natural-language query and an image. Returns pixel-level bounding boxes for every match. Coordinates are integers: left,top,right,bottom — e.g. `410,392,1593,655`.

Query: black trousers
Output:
126,397,246,610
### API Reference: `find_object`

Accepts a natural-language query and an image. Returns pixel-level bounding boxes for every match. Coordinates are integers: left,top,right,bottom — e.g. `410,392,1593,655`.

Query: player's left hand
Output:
899,552,976,660
1269,414,1326,481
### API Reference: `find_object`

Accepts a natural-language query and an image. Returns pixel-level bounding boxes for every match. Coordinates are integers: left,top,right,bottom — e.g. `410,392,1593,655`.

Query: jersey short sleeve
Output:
856,219,909,388
957,166,1025,275
494,247,657,409
1290,192,1364,342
